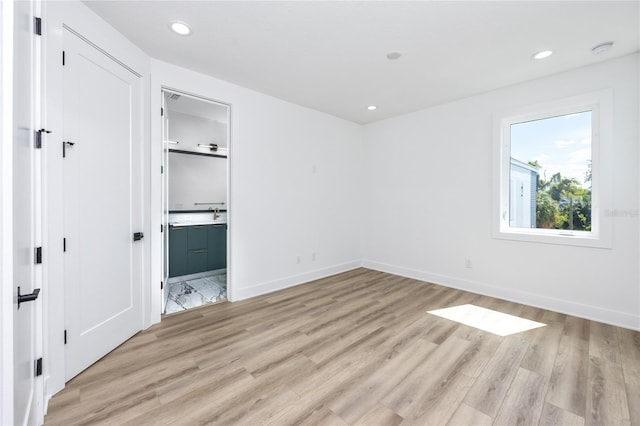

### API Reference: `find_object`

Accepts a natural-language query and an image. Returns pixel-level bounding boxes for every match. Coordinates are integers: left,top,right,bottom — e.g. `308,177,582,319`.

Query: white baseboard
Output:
361,260,640,331
234,261,362,301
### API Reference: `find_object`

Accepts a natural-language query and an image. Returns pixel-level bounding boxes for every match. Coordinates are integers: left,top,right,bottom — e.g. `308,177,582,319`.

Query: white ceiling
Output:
84,1,639,125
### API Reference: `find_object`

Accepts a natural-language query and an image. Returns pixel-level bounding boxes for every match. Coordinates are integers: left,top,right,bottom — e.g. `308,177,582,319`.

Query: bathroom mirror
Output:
168,153,226,211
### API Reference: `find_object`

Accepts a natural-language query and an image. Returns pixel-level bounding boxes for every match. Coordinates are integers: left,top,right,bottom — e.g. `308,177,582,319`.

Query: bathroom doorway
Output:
161,89,230,314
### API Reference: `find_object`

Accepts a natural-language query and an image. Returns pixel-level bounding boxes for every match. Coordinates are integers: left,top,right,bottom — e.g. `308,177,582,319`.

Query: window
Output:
494,91,612,248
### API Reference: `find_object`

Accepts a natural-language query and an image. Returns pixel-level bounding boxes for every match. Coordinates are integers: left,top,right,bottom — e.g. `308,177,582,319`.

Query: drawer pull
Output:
192,249,205,254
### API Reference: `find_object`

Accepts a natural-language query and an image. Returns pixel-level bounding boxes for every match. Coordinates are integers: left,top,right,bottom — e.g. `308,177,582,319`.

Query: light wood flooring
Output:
45,268,640,425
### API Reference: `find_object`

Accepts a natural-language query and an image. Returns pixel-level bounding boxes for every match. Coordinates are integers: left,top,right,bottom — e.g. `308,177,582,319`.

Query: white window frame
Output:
493,90,613,248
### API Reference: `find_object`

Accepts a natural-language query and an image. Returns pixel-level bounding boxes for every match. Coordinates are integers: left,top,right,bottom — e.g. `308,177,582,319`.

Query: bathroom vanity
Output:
168,213,227,278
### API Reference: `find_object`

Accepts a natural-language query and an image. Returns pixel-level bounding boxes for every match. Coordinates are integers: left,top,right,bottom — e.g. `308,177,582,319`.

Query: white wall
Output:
362,54,640,330
149,60,364,322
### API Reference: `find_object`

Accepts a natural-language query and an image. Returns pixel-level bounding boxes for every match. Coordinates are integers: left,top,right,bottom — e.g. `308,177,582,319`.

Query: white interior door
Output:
12,0,43,424
62,29,143,380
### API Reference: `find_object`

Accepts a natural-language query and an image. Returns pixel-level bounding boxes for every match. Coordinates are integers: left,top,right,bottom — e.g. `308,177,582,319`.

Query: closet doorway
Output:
161,89,230,315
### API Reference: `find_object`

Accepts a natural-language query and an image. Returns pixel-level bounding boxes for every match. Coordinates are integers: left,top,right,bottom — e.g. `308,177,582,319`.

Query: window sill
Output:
493,228,612,249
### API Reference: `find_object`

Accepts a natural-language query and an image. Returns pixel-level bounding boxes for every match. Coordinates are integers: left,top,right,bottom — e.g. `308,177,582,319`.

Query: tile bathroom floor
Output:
164,273,227,314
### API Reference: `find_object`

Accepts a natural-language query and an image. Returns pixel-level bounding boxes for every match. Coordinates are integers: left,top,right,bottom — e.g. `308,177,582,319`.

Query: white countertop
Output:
168,212,227,227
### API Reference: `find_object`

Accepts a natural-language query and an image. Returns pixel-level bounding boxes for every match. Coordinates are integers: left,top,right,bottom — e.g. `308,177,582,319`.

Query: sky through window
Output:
510,111,592,187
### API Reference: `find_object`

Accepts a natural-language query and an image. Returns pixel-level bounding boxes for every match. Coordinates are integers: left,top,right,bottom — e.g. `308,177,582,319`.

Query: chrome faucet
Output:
213,208,220,220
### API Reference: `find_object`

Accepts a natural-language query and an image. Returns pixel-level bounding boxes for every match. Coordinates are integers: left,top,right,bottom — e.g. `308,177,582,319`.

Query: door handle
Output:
17,286,40,309
133,232,144,241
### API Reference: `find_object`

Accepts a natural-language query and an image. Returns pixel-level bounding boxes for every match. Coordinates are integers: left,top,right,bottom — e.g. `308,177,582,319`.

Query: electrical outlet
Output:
465,259,473,269
296,255,301,264
312,252,317,261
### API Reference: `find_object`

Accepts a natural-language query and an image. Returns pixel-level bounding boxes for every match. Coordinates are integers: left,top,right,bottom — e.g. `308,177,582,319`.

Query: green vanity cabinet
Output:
187,225,208,274
207,224,227,271
187,225,207,249
168,226,188,277
187,248,209,273
169,223,227,278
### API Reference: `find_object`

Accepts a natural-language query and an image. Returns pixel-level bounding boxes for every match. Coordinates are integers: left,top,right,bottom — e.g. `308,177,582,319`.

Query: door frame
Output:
0,0,15,422
150,71,236,324
159,87,232,315
2,0,45,422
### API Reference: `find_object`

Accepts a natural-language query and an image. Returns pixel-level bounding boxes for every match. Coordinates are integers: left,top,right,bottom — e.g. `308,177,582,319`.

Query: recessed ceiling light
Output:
367,105,377,111
592,41,614,55
532,50,553,60
170,21,191,36
386,52,402,60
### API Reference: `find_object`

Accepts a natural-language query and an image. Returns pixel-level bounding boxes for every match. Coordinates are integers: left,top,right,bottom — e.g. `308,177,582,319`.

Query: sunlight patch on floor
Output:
428,304,546,336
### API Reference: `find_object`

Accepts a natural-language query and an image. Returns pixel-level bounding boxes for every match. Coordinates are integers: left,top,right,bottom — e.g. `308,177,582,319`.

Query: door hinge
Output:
62,50,65,66
34,247,42,264
34,17,42,36
161,165,164,174
63,238,66,252
161,107,164,116
133,232,144,241
160,224,164,233
62,141,75,157
161,281,164,290
64,330,67,345
35,129,52,149
35,358,43,376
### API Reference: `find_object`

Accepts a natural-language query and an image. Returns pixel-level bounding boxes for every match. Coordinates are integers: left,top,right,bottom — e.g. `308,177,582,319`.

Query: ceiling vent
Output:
592,41,614,55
